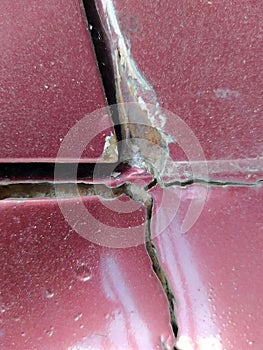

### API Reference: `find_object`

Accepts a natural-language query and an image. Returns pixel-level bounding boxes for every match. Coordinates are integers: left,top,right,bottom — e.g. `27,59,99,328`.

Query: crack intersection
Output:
1,0,262,349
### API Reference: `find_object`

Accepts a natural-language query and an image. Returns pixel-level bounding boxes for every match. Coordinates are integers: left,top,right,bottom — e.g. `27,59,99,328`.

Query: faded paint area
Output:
101,132,118,162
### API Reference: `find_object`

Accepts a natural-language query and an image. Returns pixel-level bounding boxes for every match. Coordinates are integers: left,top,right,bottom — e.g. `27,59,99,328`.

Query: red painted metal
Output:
1,184,262,349
0,198,174,349
0,0,262,349
0,0,115,162
150,184,263,349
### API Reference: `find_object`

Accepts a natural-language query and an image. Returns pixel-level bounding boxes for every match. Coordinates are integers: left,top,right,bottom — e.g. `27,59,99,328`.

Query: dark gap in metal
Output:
81,0,122,143
145,197,179,349
144,178,158,191
0,182,127,200
122,183,179,348
0,163,118,182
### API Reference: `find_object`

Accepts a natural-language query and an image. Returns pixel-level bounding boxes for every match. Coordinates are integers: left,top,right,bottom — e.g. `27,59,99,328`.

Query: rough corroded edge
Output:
94,0,171,179
0,182,126,200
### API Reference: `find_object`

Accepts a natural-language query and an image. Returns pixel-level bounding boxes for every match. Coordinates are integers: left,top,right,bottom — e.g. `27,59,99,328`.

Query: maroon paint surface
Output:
0,185,262,349
150,184,263,349
0,0,262,349
0,0,114,162
0,198,174,349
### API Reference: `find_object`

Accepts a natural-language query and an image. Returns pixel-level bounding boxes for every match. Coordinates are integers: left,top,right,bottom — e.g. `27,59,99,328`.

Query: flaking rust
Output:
96,0,170,178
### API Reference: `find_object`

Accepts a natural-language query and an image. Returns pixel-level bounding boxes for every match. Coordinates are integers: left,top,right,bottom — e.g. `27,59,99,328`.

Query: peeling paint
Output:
101,132,118,161
1,177,261,201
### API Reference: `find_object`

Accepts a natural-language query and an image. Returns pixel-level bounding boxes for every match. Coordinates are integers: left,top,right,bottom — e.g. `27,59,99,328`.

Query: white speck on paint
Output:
214,88,240,99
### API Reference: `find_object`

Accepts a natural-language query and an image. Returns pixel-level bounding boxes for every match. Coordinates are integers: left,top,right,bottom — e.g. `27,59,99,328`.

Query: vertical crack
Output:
82,0,171,178
146,198,179,350
124,183,179,349
81,0,180,346
1,180,180,346
81,0,122,142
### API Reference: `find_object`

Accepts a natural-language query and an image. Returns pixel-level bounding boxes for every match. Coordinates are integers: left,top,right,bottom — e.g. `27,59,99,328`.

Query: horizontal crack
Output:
0,178,179,347
164,178,263,188
0,182,128,200
0,163,120,182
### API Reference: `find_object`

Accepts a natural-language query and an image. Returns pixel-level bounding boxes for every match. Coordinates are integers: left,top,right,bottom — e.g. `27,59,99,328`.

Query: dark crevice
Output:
145,198,179,350
0,178,179,347
0,163,119,182
0,182,133,201
0,181,149,201
144,178,158,191
122,183,179,349
81,0,122,142
82,0,116,106
0,181,154,202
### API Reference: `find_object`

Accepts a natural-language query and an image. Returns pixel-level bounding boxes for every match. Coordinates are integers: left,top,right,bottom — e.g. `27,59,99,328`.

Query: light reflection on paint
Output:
156,212,223,350
101,255,153,349
176,335,223,350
